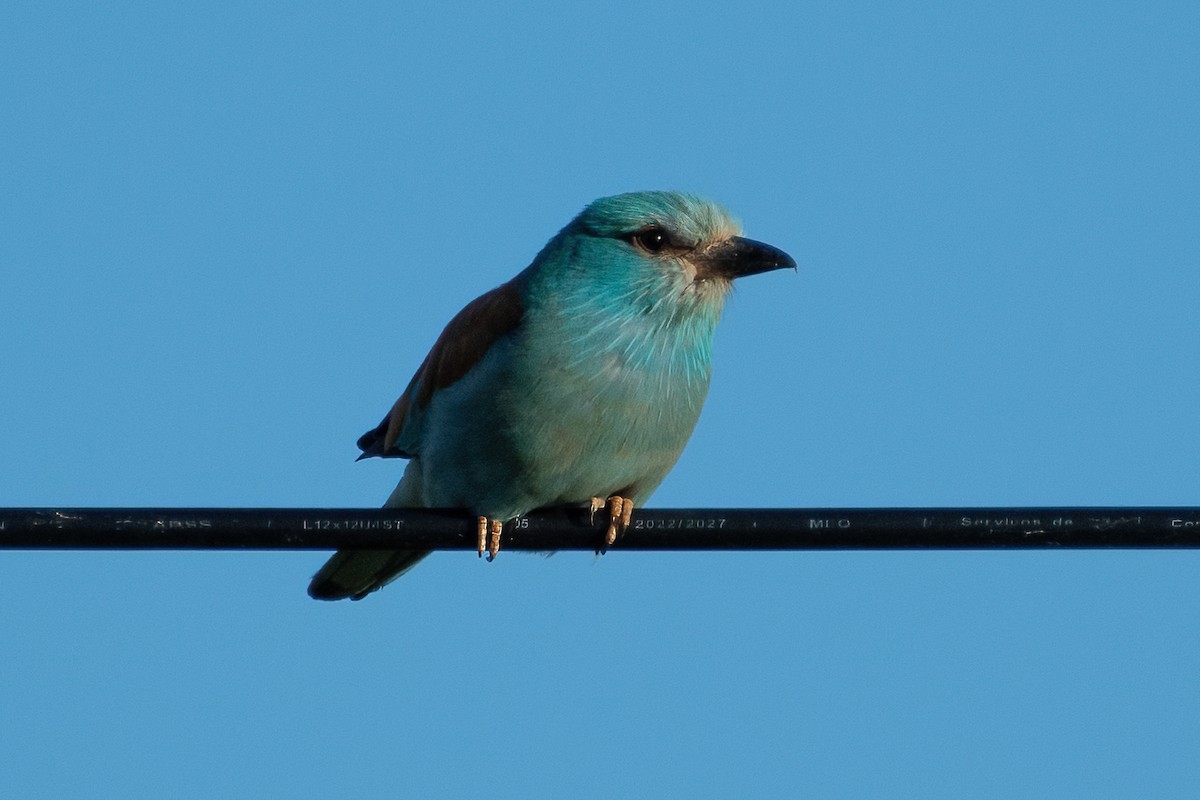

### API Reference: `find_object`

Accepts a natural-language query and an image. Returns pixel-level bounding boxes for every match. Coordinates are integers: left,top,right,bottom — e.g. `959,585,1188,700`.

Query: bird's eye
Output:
630,227,672,254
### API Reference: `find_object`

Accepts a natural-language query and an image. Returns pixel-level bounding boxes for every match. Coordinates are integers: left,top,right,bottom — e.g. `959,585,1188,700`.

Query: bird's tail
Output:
307,548,430,601
309,462,430,601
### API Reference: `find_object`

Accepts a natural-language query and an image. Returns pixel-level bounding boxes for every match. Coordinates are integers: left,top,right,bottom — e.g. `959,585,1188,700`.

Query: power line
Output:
2,507,1199,550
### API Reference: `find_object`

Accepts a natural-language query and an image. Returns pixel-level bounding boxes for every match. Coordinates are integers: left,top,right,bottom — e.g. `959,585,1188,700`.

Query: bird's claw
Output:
488,518,503,561
597,496,633,555
589,496,605,524
477,517,505,560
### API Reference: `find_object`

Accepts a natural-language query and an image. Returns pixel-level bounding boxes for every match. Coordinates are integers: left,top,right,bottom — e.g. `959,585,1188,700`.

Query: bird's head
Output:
537,191,795,319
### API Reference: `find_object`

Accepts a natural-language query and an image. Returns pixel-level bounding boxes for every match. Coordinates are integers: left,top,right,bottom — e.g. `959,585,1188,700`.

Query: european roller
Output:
309,191,794,600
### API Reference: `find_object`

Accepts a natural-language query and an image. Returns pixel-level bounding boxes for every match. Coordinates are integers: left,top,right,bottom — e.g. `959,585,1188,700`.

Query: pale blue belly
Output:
416,333,711,518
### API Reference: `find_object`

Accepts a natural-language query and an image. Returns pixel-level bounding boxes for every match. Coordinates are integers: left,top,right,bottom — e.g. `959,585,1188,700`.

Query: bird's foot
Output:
596,496,633,555
477,517,505,561
589,496,606,524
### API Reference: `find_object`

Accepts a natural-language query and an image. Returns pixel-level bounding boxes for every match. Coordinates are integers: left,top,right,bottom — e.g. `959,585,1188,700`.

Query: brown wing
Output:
356,279,524,459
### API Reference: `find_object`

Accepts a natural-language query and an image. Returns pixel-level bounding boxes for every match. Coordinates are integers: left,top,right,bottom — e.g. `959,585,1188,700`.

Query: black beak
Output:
695,236,796,280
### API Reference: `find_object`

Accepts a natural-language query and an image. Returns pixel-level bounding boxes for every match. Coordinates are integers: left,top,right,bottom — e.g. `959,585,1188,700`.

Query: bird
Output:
308,191,794,600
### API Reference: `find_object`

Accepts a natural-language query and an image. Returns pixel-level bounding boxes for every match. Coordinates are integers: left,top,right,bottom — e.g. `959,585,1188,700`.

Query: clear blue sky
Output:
3,2,1199,797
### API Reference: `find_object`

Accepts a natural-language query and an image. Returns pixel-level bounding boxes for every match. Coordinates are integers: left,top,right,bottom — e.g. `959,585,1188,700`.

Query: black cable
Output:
2,507,1199,549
